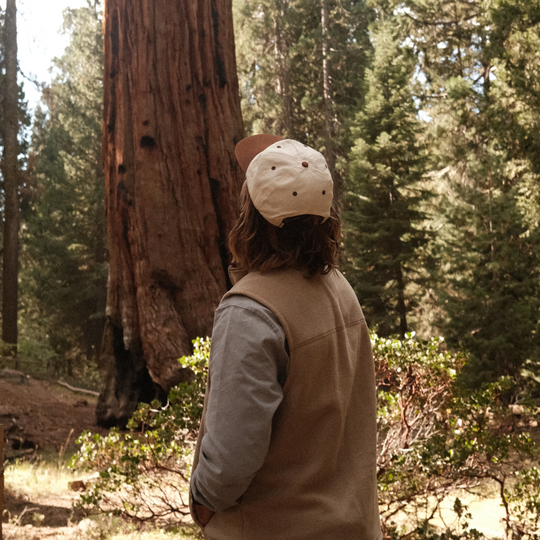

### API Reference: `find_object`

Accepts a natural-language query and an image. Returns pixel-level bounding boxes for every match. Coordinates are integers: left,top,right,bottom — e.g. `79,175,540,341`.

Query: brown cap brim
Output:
235,134,284,172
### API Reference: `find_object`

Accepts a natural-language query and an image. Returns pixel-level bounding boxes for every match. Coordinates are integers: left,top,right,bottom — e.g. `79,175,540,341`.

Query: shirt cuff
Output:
191,469,218,512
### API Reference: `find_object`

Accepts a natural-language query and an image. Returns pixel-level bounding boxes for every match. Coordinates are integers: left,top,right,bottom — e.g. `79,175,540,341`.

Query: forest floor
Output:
0,373,197,539
1,372,101,539
0,373,105,455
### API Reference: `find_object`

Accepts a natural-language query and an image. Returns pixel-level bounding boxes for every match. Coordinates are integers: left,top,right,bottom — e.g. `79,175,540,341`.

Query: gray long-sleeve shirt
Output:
190,294,289,512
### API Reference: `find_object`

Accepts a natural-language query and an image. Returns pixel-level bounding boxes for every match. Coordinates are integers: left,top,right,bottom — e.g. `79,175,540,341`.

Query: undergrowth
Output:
71,334,540,539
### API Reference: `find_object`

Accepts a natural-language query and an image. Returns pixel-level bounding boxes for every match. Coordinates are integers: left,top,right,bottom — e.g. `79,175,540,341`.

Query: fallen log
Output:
4,447,35,463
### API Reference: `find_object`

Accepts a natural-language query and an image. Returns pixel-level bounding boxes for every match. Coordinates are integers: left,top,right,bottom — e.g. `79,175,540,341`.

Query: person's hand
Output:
195,502,215,526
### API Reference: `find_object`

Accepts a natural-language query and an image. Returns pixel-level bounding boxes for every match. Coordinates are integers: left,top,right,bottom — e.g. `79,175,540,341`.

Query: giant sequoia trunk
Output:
97,0,244,427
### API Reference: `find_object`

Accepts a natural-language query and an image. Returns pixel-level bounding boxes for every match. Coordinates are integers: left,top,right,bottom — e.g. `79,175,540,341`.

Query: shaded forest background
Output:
1,0,540,392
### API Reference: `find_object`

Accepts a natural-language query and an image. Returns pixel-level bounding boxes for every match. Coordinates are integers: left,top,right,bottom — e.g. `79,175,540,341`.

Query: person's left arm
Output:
190,295,288,514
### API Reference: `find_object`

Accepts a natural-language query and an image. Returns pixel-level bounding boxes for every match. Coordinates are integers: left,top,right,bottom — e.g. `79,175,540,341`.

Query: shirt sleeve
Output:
190,294,289,513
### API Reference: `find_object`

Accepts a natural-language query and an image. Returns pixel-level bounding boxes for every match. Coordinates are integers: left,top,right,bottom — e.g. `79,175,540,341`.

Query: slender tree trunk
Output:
97,0,244,427
396,263,407,338
2,0,20,364
390,181,407,337
321,0,338,201
274,0,292,137
86,182,107,361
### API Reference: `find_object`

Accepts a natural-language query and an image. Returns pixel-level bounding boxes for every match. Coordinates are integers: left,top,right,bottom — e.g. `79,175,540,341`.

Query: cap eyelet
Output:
277,146,281,148
322,190,326,195
271,166,276,170
293,191,298,196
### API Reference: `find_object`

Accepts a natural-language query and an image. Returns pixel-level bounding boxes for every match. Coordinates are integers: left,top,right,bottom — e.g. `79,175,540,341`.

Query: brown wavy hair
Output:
228,183,341,277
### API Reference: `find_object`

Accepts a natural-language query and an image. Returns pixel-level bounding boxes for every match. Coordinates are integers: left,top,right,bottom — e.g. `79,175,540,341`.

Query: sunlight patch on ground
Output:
5,457,78,499
111,531,197,540
387,483,507,539
432,491,506,538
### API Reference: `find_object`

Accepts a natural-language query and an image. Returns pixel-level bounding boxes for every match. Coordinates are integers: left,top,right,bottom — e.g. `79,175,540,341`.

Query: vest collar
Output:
228,266,249,286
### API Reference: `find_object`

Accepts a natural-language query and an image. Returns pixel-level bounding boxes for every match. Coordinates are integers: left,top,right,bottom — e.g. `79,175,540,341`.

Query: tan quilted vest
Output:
191,268,382,540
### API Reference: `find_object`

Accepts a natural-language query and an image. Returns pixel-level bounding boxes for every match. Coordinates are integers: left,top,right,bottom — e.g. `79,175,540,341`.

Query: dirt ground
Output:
0,375,107,455
2,491,86,539
1,373,110,539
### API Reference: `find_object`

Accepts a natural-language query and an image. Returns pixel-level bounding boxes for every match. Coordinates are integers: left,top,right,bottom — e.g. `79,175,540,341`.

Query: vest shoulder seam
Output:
294,318,366,350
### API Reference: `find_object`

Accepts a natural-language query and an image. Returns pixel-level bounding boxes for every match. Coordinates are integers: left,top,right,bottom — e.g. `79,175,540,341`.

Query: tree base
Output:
95,320,169,428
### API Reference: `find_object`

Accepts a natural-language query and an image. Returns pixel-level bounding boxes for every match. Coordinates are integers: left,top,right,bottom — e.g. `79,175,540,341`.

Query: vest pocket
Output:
203,507,244,539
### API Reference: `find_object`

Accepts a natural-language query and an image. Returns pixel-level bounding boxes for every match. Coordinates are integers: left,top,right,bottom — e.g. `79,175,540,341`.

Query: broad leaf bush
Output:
72,334,540,538
70,337,209,523
375,333,540,538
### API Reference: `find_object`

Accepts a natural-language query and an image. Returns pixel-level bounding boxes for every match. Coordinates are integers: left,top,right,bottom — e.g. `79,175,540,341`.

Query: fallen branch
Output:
5,447,35,462
14,505,40,526
57,380,99,397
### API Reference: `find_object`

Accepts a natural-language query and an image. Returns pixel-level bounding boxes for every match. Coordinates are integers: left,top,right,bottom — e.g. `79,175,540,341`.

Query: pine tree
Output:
22,1,107,371
233,0,295,137
488,0,540,208
344,14,431,337
432,85,540,380
406,0,540,380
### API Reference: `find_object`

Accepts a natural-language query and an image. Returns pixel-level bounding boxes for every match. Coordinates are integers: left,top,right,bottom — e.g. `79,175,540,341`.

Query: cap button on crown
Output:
302,161,309,168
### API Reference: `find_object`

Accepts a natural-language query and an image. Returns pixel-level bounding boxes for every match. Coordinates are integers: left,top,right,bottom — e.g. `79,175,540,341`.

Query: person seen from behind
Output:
190,134,382,540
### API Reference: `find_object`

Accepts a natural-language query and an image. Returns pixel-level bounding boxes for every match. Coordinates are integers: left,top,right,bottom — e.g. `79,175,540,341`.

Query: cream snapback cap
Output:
236,136,334,227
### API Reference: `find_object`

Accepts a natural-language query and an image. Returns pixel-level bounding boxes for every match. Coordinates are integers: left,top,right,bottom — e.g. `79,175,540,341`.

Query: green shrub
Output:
70,338,209,524
507,466,540,539
72,334,540,538
375,332,540,538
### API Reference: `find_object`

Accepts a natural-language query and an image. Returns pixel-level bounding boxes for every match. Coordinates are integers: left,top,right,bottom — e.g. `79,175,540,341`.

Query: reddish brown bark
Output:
97,0,244,426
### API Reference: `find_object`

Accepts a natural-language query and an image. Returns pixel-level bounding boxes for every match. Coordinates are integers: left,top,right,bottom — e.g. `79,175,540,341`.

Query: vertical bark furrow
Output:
98,0,244,426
